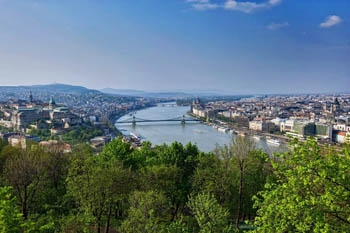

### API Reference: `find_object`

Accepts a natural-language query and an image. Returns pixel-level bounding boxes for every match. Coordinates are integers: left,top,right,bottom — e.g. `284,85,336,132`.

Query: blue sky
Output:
0,0,349,94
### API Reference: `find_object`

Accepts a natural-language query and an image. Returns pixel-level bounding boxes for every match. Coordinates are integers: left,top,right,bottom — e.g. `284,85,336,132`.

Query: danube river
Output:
115,103,285,153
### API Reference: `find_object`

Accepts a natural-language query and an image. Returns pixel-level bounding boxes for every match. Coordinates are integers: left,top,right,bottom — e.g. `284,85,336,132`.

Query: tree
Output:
0,186,24,233
2,146,48,219
101,137,135,169
187,192,233,233
223,136,256,227
141,165,183,221
253,139,350,232
192,152,237,217
152,142,202,219
0,138,7,152
166,217,192,233
121,190,171,233
215,136,267,227
67,157,134,233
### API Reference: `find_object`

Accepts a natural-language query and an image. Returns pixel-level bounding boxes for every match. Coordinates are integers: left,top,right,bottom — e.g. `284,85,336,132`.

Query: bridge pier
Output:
132,115,136,126
181,115,185,125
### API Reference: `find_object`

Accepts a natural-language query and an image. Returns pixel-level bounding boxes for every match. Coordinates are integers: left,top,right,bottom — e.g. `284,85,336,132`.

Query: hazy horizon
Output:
0,0,349,93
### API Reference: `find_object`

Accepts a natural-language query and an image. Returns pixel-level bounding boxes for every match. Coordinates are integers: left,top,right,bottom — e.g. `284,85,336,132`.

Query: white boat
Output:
253,135,261,141
266,138,281,146
218,127,229,133
130,132,141,140
193,129,203,134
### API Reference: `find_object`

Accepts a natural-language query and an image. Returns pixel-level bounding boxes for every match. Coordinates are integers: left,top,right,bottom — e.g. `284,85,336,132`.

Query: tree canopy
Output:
0,135,348,233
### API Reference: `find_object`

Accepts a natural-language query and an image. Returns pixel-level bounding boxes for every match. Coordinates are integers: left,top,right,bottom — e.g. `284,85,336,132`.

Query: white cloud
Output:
186,0,209,3
186,0,219,10
187,0,283,13
224,0,267,13
269,0,282,6
320,15,342,28
192,3,219,10
267,22,289,30
224,0,282,13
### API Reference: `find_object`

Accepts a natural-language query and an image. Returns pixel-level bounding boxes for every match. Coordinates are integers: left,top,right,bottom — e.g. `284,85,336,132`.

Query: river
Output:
115,103,285,153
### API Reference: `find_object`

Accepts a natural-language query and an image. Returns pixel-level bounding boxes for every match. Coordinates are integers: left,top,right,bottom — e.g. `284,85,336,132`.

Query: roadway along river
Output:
115,103,285,153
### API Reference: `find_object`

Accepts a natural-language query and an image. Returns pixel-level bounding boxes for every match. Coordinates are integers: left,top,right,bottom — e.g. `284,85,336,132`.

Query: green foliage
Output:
0,186,24,233
7,132,349,233
141,165,182,204
61,124,104,145
192,152,238,216
188,192,234,233
2,146,49,219
121,190,171,233
253,139,350,233
60,214,93,233
0,138,8,152
0,124,12,133
29,128,51,140
165,217,192,233
192,137,270,226
102,137,135,168
24,211,57,233
67,153,135,232
152,142,202,207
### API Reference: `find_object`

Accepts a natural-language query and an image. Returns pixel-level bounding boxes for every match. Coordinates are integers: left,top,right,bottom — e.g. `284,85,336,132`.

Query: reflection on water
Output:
116,103,286,153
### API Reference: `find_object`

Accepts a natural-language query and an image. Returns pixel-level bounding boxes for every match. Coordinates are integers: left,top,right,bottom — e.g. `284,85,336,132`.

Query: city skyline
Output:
0,0,349,94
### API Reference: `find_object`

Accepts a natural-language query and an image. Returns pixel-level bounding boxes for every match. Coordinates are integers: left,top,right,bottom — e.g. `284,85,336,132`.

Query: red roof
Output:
337,132,346,136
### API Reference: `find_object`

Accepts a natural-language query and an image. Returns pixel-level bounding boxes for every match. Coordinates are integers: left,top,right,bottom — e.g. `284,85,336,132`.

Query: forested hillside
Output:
0,137,349,232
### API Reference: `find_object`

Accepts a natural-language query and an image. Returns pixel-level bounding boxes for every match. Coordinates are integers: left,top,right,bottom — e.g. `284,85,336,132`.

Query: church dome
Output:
49,97,56,105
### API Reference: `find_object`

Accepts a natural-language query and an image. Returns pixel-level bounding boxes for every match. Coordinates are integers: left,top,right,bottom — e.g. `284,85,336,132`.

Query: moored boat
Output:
130,132,141,140
218,127,229,133
253,135,261,141
266,138,281,146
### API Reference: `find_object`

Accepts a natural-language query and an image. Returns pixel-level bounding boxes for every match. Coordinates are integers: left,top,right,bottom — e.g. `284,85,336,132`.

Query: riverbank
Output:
188,112,291,145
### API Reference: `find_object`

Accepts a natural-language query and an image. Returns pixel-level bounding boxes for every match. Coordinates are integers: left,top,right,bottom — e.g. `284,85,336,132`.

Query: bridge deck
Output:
117,119,200,123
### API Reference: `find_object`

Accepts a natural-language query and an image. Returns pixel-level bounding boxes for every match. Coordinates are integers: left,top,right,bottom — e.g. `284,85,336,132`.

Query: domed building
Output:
49,97,56,110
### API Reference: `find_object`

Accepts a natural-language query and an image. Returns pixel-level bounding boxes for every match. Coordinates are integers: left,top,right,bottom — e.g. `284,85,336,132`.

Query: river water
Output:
115,103,285,153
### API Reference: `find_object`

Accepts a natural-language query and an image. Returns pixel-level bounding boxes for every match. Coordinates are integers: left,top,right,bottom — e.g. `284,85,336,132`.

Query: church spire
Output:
29,91,33,103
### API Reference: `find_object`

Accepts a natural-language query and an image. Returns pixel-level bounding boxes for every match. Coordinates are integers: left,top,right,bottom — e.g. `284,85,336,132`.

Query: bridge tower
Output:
182,115,185,125
132,115,136,126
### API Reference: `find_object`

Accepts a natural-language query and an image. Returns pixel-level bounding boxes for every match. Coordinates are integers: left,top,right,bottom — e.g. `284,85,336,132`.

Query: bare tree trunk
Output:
105,203,113,233
171,204,179,221
236,165,244,228
23,187,28,220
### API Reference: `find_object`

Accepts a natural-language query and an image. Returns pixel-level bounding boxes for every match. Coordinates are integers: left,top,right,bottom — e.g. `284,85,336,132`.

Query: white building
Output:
280,119,295,132
249,120,268,131
8,135,26,149
333,124,350,132
270,118,286,127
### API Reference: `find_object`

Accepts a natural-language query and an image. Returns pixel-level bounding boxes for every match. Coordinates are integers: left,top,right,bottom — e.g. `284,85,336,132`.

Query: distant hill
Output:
0,83,100,95
100,88,234,98
26,83,99,94
101,88,190,97
101,88,150,96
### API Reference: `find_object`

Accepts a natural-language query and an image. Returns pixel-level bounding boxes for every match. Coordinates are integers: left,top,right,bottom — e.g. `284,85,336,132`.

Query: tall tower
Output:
29,91,33,103
49,97,56,110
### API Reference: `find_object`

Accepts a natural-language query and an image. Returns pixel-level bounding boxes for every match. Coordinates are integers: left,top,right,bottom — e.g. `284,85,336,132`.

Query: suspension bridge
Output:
116,115,200,125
